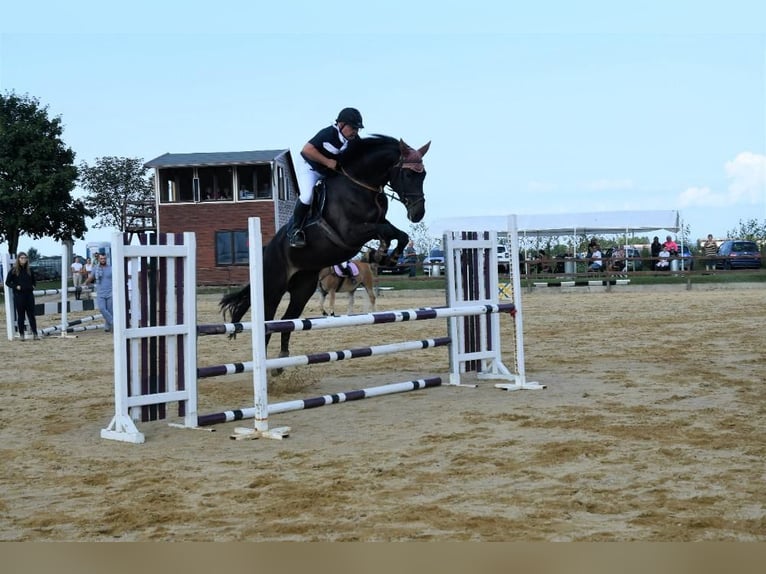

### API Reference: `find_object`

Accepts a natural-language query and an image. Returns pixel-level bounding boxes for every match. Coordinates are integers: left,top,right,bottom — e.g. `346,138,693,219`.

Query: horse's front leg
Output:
274,273,321,375
373,221,410,265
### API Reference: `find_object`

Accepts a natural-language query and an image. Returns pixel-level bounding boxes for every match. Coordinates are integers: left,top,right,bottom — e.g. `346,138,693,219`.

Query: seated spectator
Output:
588,244,603,272
656,246,671,270
663,235,679,256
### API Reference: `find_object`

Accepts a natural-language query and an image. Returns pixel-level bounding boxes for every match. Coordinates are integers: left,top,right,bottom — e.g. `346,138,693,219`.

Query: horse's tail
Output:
219,284,252,323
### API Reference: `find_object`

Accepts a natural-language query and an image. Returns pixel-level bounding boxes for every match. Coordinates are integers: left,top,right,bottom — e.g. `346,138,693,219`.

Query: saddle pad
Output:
332,262,359,277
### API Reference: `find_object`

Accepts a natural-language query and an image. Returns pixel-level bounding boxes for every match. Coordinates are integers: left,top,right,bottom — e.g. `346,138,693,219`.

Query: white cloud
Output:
725,151,766,203
678,185,726,207
680,152,766,208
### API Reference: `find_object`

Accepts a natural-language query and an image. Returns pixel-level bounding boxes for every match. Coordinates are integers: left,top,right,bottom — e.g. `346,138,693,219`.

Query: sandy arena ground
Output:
0,283,764,541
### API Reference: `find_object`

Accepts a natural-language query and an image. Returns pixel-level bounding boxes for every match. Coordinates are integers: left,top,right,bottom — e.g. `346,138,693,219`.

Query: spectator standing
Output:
71,256,84,300
85,253,114,333
403,240,418,277
4,252,39,341
703,234,718,271
650,236,662,270
83,258,94,298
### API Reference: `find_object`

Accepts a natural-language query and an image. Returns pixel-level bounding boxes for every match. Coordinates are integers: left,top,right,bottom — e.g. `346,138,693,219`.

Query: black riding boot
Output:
288,202,310,248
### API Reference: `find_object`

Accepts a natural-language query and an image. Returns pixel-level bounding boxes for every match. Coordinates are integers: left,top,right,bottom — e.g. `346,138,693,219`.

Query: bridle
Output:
338,149,426,210
386,154,426,211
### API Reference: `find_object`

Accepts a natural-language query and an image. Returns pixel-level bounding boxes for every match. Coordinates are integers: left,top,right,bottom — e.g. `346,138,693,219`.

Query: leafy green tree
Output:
26,247,40,262
78,156,154,231
0,91,88,255
725,218,766,242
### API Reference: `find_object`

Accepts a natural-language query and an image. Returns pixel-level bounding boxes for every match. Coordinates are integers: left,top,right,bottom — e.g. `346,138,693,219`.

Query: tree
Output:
726,218,766,242
0,91,88,255
78,156,155,231
407,222,440,256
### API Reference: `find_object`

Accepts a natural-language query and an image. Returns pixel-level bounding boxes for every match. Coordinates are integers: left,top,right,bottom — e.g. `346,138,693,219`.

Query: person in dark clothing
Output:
4,252,39,341
650,236,662,271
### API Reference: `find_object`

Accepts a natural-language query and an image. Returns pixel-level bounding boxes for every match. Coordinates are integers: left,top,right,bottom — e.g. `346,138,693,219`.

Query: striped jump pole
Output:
196,377,443,429
196,304,516,337
40,313,104,336
197,336,451,379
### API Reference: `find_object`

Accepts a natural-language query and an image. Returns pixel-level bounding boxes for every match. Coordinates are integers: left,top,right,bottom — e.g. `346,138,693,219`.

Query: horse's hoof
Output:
271,367,284,376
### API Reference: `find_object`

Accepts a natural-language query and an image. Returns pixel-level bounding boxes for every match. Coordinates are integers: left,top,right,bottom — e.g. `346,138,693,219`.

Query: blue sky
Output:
2,2,765,256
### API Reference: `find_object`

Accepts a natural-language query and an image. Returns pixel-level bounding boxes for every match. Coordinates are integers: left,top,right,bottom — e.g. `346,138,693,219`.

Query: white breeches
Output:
296,160,322,205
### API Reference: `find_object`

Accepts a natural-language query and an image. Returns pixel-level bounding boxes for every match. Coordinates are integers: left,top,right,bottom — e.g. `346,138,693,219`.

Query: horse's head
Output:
389,140,430,223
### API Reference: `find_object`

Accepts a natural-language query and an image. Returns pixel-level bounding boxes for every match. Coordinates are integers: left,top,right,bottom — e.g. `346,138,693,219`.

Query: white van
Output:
497,245,511,274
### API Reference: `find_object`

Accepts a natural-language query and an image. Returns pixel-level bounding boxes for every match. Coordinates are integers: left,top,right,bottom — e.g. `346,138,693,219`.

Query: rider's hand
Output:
328,159,338,171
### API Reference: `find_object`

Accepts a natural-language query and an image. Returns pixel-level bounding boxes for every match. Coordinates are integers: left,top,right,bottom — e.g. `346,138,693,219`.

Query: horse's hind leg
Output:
329,289,337,317
365,284,376,312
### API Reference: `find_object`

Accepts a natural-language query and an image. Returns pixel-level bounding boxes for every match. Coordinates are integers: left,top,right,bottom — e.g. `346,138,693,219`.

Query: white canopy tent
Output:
431,210,680,237
434,209,679,251
431,209,683,270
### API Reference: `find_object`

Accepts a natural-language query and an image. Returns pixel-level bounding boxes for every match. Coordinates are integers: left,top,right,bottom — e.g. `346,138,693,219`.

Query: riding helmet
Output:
336,107,364,129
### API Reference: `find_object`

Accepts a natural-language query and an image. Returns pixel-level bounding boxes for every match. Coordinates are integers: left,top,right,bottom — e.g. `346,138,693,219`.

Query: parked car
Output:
497,245,511,274
715,240,762,270
423,249,446,277
375,249,411,275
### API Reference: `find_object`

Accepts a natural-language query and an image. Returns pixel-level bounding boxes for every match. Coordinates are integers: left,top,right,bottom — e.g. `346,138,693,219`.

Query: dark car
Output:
375,249,411,275
716,240,762,270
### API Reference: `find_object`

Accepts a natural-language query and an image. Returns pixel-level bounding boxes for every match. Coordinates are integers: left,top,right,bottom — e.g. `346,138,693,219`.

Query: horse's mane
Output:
340,134,400,168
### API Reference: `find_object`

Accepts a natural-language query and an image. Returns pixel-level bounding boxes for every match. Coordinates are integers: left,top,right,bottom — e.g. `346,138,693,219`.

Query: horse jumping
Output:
220,135,430,365
317,260,376,316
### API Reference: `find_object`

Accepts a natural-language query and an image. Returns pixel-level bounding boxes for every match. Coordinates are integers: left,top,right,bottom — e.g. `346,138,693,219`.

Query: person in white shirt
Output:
588,245,603,272
71,256,84,300
656,247,671,270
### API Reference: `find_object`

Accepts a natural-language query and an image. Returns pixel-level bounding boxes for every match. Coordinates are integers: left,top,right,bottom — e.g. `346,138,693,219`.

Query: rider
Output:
288,107,364,248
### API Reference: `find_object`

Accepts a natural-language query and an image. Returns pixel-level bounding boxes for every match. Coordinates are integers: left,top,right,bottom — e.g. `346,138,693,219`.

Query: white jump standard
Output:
102,216,542,444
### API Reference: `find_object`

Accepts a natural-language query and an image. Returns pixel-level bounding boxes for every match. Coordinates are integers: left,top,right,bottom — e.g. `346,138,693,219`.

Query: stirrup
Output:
289,230,306,249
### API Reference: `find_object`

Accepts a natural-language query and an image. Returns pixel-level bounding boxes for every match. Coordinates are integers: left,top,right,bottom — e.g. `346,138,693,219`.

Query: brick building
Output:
145,150,299,285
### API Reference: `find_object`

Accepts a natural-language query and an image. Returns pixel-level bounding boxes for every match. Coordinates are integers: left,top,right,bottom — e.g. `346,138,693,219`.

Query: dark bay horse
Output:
220,134,430,364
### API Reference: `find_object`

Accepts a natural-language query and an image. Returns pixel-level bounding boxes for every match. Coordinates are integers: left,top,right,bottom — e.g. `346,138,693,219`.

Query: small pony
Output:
317,260,376,316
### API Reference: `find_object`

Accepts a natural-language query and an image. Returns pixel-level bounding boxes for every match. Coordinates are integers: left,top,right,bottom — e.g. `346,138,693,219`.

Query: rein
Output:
339,167,384,194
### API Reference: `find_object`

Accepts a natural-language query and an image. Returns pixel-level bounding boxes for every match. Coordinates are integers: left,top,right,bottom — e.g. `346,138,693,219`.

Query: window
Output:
237,164,272,200
277,165,288,200
159,168,195,203
198,166,233,201
215,230,249,266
